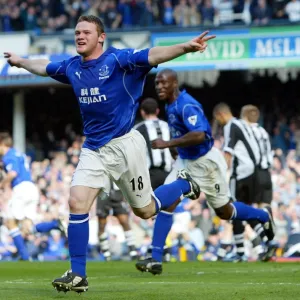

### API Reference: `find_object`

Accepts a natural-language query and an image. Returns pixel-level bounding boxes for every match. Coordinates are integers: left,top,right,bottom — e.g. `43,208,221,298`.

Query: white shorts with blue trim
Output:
7,181,39,220
71,130,153,209
165,147,230,209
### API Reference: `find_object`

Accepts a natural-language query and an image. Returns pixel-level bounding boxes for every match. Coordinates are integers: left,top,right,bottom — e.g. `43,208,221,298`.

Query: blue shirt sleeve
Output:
4,157,19,175
115,48,153,73
182,104,208,132
46,59,71,84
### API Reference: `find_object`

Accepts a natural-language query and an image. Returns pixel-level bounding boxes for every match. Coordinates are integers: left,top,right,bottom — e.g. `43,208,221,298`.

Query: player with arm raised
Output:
135,69,275,275
5,15,215,293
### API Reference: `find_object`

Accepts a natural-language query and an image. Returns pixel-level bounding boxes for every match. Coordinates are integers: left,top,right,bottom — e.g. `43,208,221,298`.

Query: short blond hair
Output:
213,102,231,115
77,15,105,36
240,105,260,123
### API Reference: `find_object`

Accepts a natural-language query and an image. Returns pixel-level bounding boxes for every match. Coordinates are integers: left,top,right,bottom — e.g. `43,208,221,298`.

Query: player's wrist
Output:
167,140,175,148
17,57,25,68
181,42,190,54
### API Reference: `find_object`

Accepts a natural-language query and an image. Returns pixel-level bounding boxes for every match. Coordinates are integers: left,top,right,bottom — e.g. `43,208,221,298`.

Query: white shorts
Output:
170,147,229,209
7,181,39,220
172,211,191,234
164,158,185,185
72,130,153,209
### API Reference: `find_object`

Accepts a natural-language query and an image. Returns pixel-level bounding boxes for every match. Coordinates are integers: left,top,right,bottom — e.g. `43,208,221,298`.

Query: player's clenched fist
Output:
4,52,22,68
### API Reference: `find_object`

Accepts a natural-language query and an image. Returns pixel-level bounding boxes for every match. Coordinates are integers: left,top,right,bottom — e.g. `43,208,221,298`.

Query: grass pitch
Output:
0,261,299,300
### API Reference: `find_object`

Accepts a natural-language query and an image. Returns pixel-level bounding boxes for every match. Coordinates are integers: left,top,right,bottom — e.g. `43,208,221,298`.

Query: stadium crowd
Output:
1,111,300,262
0,0,300,33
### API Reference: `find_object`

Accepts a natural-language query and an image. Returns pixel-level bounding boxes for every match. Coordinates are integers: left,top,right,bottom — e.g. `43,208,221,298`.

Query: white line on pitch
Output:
145,282,300,286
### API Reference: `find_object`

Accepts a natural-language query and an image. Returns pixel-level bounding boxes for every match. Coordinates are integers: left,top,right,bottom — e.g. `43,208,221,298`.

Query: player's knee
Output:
133,209,154,220
68,195,86,213
214,204,232,220
68,195,77,210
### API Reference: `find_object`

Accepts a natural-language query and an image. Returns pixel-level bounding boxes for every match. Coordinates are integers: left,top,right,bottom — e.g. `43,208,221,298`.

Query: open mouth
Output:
77,42,86,46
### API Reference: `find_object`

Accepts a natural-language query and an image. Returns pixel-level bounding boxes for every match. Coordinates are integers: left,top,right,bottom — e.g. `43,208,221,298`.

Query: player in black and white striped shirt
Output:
134,98,174,262
134,98,173,189
213,103,274,261
241,105,275,261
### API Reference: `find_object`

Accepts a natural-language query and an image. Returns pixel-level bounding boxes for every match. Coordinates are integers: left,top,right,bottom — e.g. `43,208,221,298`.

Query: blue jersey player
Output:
0,132,66,261
5,16,215,293
135,69,275,275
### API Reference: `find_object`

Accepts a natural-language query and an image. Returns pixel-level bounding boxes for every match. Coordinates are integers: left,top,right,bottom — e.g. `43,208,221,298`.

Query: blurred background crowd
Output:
1,92,300,261
1,0,300,33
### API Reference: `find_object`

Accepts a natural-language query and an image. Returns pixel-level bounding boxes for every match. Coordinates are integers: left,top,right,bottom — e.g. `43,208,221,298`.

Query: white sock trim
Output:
152,192,161,211
230,203,237,219
124,230,134,238
69,215,89,224
9,228,21,238
160,210,174,216
100,232,108,240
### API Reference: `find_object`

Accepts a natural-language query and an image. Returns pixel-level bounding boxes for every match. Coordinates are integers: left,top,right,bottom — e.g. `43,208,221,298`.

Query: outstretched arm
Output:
152,132,206,149
4,52,50,77
148,31,216,66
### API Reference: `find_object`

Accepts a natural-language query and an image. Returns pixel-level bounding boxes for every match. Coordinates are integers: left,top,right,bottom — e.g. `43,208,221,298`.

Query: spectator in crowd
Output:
174,0,190,26
272,0,289,19
21,5,38,31
139,0,159,27
188,0,201,25
214,0,234,25
1,0,300,32
162,0,175,25
252,0,272,25
285,0,300,22
10,6,24,31
200,0,216,25
104,0,122,29
1,6,13,32
272,126,289,154
38,9,50,32
118,0,133,27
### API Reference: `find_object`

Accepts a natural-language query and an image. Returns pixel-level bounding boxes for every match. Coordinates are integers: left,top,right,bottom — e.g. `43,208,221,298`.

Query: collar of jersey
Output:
3,147,14,159
177,89,187,100
167,89,187,108
79,47,113,68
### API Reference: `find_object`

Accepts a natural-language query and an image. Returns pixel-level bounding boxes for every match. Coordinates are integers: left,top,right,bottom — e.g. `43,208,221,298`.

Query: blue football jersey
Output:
2,148,32,188
46,47,153,150
166,90,213,160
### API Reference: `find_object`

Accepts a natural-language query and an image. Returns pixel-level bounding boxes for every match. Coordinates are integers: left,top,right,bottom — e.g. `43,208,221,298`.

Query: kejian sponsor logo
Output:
79,95,107,104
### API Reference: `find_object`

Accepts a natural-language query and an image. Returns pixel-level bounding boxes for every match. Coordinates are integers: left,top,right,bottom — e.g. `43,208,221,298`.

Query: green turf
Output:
0,261,299,299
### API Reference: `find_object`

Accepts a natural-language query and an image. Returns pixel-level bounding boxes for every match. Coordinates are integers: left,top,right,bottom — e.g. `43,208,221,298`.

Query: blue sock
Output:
152,211,173,262
154,179,190,211
231,202,269,223
68,214,89,277
9,228,29,260
35,220,59,233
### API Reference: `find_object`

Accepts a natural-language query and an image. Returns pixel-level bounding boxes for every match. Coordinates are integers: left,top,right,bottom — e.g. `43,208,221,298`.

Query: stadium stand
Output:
1,0,300,33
